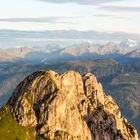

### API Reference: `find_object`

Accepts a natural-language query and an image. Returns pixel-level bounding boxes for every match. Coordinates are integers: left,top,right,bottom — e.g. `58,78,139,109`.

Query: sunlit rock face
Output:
8,70,139,140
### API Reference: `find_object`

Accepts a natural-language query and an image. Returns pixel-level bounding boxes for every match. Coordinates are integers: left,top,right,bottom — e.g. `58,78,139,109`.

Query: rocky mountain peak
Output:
0,70,139,140
120,39,139,48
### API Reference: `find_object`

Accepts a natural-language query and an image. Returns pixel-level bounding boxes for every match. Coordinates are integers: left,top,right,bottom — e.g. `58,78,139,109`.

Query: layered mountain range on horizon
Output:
0,39,140,63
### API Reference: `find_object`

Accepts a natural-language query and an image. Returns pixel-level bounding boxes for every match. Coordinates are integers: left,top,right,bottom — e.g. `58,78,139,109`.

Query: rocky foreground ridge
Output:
0,70,139,140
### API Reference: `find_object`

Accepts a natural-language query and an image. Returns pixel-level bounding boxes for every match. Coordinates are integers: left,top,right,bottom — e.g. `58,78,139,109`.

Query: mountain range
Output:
0,39,140,63
0,37,140,136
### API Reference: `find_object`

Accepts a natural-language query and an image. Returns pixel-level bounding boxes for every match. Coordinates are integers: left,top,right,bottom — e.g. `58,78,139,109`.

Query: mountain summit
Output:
0,70,139,140
120,39,139,48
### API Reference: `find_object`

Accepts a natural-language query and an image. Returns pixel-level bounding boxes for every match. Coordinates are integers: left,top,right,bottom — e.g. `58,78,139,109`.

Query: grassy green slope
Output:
0,105,36,140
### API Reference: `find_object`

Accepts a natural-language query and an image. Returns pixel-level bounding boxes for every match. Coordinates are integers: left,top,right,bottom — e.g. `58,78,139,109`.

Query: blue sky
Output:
0,0,140,34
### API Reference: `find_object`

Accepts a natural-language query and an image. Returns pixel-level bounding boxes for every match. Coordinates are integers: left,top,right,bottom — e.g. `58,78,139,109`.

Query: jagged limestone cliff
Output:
0,70,139,140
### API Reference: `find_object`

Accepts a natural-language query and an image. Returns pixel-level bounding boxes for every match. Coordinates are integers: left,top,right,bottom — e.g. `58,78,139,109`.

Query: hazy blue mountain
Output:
120,39,140,48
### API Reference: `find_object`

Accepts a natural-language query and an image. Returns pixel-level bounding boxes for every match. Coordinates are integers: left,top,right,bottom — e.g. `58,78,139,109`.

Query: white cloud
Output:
0,17,82,23
37,0,125,5
100,5,140,12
